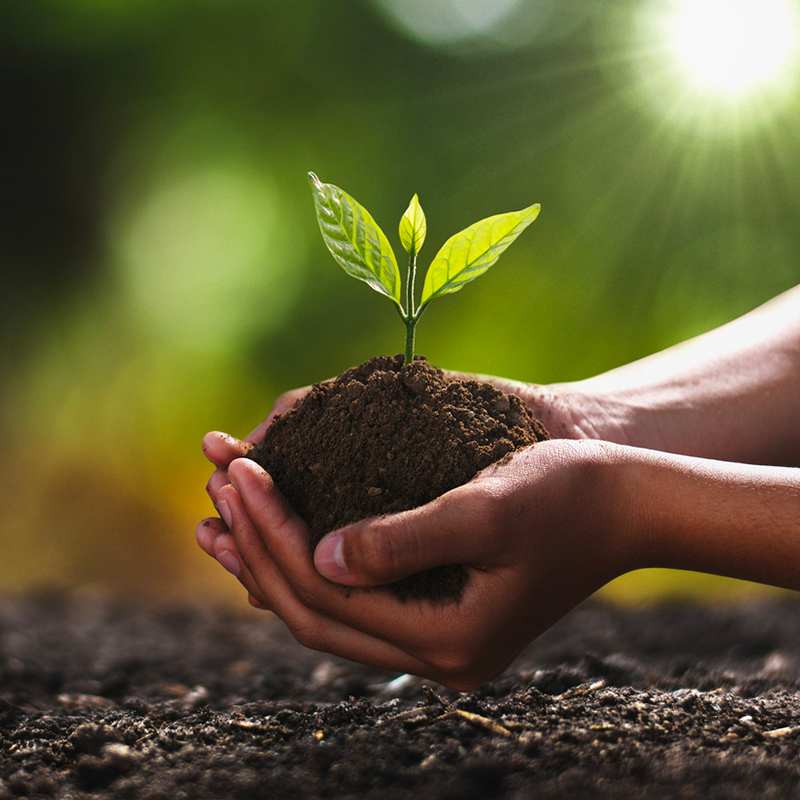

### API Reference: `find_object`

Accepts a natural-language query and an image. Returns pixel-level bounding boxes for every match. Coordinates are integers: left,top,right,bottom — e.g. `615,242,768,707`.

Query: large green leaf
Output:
420,203,540,309
308,173,401,306
399,193,426,257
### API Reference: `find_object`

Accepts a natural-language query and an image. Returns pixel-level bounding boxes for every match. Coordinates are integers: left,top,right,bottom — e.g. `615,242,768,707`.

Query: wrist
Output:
554,442,686,578
515,439,649,582
584,442,658,577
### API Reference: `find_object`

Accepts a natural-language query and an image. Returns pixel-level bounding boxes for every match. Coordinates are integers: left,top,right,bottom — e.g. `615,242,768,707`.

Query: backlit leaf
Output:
308,173,401,306
399,194,427,256
420,204,540,309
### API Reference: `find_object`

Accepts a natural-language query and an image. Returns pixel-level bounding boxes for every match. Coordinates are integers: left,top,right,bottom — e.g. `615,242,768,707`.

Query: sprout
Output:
308,172,540,364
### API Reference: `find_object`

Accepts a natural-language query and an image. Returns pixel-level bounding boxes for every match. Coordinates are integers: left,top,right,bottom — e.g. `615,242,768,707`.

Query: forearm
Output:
551,285,800,466
619,447,800,591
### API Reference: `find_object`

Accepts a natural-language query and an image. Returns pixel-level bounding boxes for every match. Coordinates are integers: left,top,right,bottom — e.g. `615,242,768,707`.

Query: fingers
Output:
203,431,251,508
215,470,465,681
313,480,506,587
203,431,251,468
206,468,232,506
215,462,316,615
195,516,226,556
212,459,530,690
195,516,272,609
200,386,301,585
225,460,489,656
202,386,313,503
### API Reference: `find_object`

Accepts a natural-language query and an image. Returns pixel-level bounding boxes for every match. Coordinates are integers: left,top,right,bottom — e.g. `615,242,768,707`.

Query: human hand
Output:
442,369,619,444
199,438,638,690
197,371,610,618
202,384,311,501
198,384,311,608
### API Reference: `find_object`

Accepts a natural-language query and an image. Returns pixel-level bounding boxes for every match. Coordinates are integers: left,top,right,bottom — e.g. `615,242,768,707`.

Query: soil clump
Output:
249,354,550,601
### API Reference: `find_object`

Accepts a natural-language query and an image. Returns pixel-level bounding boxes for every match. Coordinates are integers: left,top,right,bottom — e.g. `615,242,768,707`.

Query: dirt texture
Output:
248,355,550,602
4,594,800,799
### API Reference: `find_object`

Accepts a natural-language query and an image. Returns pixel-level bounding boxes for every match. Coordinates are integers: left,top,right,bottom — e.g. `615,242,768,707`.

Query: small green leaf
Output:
420,203,540,309
399,194,427,257
308,172,401,306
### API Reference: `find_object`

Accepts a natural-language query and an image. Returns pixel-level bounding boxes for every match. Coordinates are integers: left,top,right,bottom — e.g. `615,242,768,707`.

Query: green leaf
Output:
399,194,427,256
420,203,540,309
308,172,401,306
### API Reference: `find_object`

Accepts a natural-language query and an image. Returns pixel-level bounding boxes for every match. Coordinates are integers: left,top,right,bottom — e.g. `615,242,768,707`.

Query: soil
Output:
5,593,800,799
248,355,550,602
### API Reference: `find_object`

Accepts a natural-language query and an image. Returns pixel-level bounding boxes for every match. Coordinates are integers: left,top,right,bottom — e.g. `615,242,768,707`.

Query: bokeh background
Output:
2,0,799,607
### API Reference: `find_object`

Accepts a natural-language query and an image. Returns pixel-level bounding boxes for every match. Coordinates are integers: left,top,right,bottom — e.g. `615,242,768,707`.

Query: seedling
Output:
309,172,540,364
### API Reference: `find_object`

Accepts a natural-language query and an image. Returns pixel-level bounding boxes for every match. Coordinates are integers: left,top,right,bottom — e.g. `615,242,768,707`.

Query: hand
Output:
202,381,314,505
197,372,612,617
198,439,636,690
443,368,629,445
197,384,311,608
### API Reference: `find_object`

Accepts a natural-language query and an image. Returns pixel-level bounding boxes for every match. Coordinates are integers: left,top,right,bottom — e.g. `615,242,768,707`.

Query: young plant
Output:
308,172,540,364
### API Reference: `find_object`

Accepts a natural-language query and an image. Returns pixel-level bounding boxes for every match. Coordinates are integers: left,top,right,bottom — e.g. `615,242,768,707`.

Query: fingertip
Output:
206,469,231,503
215,481,241,511
203,430,249,468
227,457,279,499
202,430,220,449
248,594,268,610
196,517,222,553
224,457,311,560
228,455,266,481
202,431,225,465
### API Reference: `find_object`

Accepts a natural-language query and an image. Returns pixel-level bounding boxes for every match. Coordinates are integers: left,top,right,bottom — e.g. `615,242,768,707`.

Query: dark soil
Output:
248,355,550,602
5,593,800,799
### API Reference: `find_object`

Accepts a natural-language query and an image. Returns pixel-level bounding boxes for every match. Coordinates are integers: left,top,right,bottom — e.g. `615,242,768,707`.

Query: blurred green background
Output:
1,0,798,606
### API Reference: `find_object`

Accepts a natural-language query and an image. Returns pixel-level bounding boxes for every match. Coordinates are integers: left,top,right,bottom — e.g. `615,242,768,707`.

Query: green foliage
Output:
309,172,540,364
308,173,402,307
420,205,540,307
399,193,427,257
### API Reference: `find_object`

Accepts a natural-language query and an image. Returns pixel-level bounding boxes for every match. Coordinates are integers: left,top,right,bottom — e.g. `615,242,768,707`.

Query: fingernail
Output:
315,534,349,580
217,499,232,530
217,550,240,578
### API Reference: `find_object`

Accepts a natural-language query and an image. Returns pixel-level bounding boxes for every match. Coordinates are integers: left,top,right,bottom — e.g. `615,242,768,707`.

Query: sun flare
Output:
668,0,799,95
625,0,800,134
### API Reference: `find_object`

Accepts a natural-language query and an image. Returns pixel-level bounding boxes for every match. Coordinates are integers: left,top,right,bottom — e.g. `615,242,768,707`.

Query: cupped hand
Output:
203,384,311,483
197,384,311,608
197,371,578,589
203,438,639,690
196,371,622,643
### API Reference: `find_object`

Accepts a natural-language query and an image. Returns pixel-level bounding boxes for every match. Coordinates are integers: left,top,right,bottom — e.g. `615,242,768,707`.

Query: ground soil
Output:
5,593,800,798
248,355,550,602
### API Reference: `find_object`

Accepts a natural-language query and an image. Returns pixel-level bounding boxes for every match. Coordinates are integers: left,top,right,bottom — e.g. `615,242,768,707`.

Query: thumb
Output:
313,492,493,587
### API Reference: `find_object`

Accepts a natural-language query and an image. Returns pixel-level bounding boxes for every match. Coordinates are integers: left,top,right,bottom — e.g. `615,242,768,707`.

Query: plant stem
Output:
403,252,418,365
404,318,416,365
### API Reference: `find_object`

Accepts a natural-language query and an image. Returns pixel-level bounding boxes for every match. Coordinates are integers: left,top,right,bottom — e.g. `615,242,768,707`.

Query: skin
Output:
197,284,800,691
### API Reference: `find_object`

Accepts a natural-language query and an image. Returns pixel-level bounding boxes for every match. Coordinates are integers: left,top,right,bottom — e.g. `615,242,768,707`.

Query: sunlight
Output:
618,0,800,135
668,0,799,95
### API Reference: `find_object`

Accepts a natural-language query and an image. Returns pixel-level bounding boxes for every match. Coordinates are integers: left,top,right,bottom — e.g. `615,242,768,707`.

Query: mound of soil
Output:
248,355,550,601
5,593,800,799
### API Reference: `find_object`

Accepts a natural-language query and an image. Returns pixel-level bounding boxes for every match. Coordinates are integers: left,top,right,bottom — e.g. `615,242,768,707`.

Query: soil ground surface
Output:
4,592,800,798
249,355,550,602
